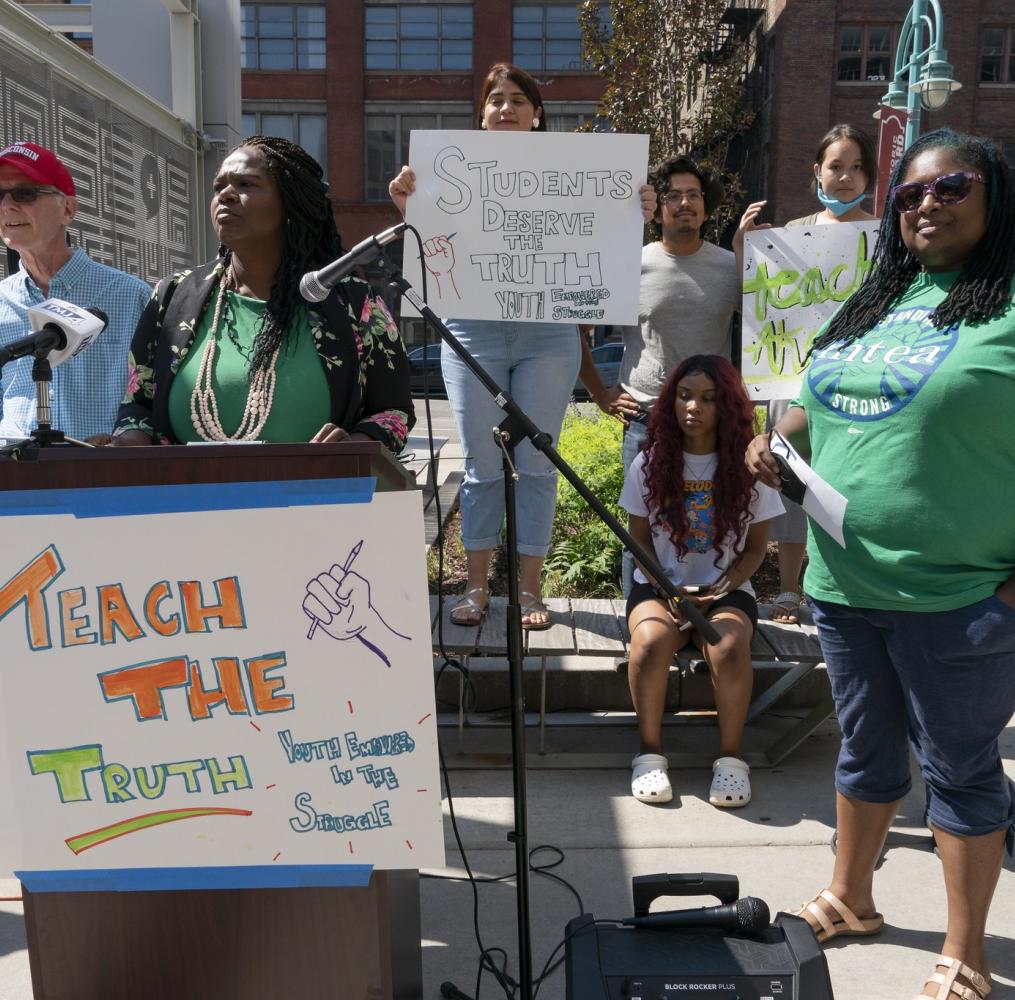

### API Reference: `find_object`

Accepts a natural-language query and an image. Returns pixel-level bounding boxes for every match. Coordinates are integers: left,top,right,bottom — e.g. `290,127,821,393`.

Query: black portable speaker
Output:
564,873,834,1000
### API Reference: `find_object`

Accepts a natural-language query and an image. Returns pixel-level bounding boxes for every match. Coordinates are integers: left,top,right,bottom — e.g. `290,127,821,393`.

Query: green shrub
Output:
544,405,626,597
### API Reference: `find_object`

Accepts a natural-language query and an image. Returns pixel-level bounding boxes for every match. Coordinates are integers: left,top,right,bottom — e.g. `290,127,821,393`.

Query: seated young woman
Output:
619,355,783,808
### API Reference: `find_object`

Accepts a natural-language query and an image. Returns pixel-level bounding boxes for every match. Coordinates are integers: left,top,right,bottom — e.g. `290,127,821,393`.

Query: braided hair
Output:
810,128,1015,357
220,135,342,374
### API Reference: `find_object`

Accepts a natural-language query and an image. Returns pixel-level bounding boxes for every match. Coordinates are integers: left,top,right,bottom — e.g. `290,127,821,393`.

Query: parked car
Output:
410,339,625,400
573,342,624,400
407,342,445,395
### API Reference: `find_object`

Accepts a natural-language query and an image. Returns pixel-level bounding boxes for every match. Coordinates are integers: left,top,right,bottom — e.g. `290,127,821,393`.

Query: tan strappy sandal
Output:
914,955,991,1000
791,888,884,943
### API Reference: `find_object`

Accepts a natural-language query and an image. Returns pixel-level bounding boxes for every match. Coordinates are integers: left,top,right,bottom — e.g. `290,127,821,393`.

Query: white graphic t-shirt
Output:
619,450,783,594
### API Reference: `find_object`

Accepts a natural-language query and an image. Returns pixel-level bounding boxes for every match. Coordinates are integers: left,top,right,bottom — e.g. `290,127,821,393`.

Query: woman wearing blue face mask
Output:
733,124,878,624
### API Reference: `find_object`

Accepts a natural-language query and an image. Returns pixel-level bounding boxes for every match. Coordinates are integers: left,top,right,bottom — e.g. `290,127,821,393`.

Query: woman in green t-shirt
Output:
747,129,1015,1000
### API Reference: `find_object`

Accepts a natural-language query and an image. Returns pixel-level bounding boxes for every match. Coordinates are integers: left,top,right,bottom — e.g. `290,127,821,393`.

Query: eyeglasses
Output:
660,190,703,205
0,185,63,205
889,171,985,213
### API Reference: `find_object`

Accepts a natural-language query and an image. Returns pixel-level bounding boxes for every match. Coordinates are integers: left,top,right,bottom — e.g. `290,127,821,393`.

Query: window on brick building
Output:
241,107,328,172
512,3,609,72
364,108,473,201
241,4,326,71
543,103,608,132
364,5,473,71
837,25,895,82
981,28,1015,83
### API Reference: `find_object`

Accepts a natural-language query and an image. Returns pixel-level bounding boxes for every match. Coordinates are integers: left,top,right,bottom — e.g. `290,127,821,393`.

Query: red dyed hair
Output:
640,355,757,565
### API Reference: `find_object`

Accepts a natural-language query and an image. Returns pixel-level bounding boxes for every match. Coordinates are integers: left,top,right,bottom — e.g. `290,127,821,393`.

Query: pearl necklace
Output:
190,266,280,442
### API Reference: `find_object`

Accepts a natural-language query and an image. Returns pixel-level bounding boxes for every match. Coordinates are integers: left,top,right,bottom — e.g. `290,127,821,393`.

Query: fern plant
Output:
544,406,627,597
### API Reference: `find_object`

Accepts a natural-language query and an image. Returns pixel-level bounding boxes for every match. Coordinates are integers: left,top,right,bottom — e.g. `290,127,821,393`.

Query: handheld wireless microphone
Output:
622,896,770,934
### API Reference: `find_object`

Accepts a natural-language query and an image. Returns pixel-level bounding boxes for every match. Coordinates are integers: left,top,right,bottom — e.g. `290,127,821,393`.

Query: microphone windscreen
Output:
299,271,329,303
86,307,109,328
735,896,771,932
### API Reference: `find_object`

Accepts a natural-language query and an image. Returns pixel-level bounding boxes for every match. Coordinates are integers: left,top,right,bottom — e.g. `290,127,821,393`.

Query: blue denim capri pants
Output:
809,594,1015,853
441,318,580,557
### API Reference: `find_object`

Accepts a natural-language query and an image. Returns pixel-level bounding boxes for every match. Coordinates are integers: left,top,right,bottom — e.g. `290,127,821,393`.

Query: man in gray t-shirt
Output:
577,154,740,594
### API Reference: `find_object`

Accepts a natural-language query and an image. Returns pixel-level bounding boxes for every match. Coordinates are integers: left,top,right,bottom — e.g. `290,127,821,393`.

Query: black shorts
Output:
626,581,759,634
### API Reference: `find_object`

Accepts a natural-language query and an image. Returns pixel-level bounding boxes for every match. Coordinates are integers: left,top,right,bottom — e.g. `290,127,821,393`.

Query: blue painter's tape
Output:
16,864,375,893
0,477,376,518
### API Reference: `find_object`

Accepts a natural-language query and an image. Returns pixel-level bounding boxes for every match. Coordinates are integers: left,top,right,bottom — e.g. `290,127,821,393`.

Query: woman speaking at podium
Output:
107,135,413,449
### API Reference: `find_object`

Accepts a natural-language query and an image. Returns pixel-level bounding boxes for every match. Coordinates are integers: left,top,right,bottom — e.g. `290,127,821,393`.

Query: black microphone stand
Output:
0,354,86,459
374,248,721,1000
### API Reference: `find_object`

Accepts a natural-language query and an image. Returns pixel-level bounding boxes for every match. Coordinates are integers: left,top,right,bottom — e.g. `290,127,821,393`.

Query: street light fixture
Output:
915,52,962,110
879,0,960,146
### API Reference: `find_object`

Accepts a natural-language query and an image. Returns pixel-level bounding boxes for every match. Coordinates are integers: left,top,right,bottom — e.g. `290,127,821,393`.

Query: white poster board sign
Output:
403,130,649,325
742,220,880,400
0,484,443,884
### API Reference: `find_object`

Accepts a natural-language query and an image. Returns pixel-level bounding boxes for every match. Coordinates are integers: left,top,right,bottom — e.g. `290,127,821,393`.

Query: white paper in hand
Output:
770,430,848,547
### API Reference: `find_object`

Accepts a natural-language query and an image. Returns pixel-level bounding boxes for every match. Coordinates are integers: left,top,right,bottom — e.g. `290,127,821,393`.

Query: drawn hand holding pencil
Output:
302,541,410,667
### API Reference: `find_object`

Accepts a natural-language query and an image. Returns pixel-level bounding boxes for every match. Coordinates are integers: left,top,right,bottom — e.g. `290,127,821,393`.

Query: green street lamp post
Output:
879,0,961,149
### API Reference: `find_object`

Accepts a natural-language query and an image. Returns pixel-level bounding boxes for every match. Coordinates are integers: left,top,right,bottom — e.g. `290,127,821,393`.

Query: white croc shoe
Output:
709,756,751,808
631,753,672,804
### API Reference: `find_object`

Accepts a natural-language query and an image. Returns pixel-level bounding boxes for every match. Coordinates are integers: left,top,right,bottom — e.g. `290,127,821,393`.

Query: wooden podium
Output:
0,442,424,1000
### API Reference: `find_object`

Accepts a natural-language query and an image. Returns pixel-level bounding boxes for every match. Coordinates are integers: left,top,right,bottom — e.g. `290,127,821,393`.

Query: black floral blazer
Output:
115,258,414,450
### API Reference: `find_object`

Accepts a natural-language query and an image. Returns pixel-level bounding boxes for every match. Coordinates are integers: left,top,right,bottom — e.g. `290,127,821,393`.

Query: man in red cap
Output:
0,140,149,442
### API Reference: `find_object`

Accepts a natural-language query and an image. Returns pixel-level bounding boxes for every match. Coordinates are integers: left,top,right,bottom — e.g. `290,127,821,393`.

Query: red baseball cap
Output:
0,141,76,196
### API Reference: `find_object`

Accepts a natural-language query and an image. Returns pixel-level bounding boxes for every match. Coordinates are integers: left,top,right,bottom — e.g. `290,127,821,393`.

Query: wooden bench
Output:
429,596,834,768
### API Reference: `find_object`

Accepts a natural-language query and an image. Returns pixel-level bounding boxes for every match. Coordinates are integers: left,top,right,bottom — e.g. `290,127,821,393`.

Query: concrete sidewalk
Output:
417,718,1015,1000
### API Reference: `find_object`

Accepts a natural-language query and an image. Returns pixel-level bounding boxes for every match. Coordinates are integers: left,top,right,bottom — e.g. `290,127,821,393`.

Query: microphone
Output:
439,983,474,1000
0,300,108,367
300,223,408,302
622,896,770,934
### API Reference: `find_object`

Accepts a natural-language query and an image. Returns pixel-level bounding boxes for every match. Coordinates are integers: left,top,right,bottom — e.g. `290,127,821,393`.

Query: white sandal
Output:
710,756,751,808
631,753,672,804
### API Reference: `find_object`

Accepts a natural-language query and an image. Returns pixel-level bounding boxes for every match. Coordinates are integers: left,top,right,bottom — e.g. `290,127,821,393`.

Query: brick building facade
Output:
240,0,608,250
757,0,1014,224
19,1,1013,261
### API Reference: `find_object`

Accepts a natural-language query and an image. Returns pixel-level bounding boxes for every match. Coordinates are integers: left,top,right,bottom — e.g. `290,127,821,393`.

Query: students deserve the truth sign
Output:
403,130,649,326
0,484,443,883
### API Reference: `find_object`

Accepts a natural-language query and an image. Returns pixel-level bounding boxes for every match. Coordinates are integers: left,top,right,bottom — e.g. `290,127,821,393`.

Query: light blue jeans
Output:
621,417,649,596
442,318,580,556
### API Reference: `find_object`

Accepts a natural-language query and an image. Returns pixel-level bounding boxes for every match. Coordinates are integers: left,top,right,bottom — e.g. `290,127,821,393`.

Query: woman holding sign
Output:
735,124,878,625
389,63,654,629
746,129,1015,1000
